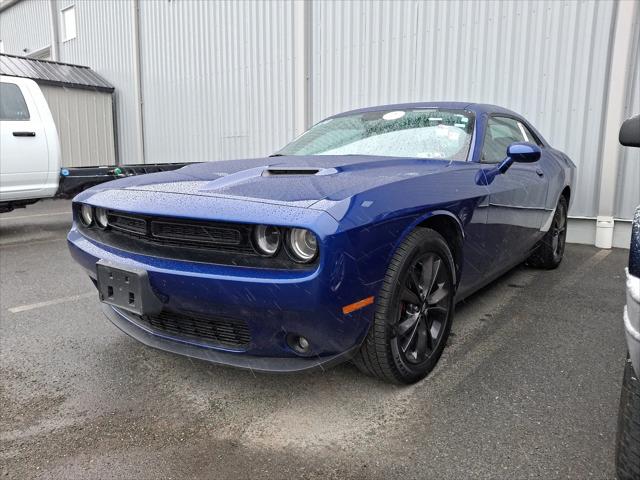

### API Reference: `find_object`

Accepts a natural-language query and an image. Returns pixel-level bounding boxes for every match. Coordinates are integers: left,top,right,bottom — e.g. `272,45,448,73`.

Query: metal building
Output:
0,0,638,248
0,53,116,167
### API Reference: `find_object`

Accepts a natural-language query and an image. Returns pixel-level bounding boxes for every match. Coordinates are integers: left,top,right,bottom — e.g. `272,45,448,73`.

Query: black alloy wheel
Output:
527,195,568,269
353,228,455,384
550,198,567,263
393,252,451,365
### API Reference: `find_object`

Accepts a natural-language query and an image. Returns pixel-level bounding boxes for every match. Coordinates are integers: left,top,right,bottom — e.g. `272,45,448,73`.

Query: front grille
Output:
109,213,147,235
106,211,251,252
150,220,242,246
134,310,251,348
75,206,318,269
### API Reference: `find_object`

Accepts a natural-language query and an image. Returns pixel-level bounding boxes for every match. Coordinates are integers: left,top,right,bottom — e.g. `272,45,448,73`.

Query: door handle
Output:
536,168,544,177
12,131,36,137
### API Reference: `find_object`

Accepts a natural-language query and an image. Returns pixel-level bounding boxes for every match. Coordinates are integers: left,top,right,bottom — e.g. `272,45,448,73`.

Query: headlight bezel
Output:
95,207,109,229
253,224,282,257
79,204,94,227
253,225,319,263
287,227,319,263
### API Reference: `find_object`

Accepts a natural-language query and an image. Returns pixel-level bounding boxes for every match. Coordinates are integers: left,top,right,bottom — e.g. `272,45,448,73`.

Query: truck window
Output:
0,83,30,121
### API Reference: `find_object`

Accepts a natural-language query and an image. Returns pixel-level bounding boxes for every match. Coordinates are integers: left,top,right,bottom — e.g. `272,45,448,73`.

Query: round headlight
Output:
254,225,281,256
288,228,318,262
95,207,108,229
80,204,93,226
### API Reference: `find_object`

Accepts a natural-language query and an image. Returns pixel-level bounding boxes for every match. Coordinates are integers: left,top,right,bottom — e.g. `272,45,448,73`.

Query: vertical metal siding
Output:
40,84,115,168
0,0,51,55
56,0,139,164
312,0,618,218
615,21,640,220
138,0,295,164
1,0,637,222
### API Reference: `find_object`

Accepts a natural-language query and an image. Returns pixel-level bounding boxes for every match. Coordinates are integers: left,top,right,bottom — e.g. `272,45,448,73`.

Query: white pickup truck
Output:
0,75,188,213
0,76,61,211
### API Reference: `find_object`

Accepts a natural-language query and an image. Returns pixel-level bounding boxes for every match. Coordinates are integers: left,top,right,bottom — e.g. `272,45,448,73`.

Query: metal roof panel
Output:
0,53,114,92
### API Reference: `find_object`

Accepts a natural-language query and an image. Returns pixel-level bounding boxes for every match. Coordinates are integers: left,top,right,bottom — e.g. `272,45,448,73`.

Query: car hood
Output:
91,155,465,208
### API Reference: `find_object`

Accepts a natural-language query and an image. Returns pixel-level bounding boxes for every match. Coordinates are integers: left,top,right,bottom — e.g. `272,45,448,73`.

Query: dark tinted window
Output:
481,116,525,163
0,83,30,121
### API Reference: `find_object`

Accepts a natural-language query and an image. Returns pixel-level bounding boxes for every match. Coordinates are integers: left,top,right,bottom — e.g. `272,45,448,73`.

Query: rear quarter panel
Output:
542,147,575,210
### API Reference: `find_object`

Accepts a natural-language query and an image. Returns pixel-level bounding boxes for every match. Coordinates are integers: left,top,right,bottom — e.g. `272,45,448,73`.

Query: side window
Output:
518,121,543,146
481,116,525,163
61,5,77,42
0,83,30,121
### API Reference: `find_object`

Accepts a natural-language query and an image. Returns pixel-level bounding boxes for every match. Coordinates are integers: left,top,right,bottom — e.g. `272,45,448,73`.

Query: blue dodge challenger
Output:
68,102,575,384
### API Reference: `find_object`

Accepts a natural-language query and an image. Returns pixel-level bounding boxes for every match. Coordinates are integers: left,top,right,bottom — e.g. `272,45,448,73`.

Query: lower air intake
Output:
134,310,251,349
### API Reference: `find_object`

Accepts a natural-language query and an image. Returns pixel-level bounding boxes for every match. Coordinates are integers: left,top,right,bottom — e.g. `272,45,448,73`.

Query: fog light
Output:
298,336,309,351
287,334,311,355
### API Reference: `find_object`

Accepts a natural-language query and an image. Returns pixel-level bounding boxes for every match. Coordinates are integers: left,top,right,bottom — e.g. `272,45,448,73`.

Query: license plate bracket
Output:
96,260,163,316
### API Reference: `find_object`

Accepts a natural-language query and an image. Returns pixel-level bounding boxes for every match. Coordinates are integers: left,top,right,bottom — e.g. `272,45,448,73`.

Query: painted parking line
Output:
8,292,96,314
0,237,67,248
556,248,612,290
0,212,70,221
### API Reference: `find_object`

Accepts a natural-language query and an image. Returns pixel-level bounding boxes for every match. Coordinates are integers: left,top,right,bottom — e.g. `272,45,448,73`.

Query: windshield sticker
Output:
382,111,406,121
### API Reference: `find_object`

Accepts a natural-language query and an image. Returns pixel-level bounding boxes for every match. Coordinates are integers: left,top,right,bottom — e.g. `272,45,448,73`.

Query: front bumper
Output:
625,268,640,376
67,226,377,372
103,304,360,372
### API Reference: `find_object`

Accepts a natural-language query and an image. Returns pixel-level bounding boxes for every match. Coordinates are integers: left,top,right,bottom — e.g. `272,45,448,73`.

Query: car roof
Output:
330,102,520,118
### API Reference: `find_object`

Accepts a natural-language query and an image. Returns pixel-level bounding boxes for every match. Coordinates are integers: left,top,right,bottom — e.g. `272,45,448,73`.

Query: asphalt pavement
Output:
0,199,630,479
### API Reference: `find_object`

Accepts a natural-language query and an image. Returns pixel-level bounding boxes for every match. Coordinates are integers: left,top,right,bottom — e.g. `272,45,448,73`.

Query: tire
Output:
616,354,640,480
353,228,456,384
527,195,568,269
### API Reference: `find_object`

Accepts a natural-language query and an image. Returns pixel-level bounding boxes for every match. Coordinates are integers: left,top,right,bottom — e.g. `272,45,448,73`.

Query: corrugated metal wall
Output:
311,0,618,218
1,0,638,224
616,22,640,220
138,0,295,164
0,0,50,55
55,0,139,165
40,84,115,167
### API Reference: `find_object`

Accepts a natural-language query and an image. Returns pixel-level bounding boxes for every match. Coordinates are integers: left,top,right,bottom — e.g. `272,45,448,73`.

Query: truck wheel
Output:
616,354,640,480
527,195,568,269
353,228,455,384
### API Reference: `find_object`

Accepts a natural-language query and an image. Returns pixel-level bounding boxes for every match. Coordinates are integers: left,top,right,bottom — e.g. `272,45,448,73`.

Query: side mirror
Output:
497,142,541,174
507,142,541,162
619,115,640,147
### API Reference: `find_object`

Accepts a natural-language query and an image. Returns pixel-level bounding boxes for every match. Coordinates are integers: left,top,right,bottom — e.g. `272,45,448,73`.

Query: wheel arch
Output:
417,214,464,286
391,210,465,288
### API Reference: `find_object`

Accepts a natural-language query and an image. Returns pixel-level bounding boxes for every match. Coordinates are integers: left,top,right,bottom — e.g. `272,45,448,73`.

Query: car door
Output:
480,115,549,266
0,79,50,199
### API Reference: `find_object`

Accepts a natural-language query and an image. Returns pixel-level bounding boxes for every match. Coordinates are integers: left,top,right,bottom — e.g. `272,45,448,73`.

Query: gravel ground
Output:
0,199,629,479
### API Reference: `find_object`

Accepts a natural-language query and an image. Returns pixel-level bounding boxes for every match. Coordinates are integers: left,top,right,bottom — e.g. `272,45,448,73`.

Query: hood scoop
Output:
263,167,338,176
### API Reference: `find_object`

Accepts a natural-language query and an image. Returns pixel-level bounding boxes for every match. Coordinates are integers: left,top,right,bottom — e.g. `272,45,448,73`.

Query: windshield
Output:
278,109,474,160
